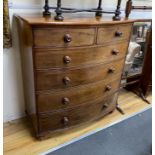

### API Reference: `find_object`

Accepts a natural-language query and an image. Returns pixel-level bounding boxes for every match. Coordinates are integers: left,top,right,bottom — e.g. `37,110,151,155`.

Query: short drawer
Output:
36,77,120,113
34,42,128,69
36,59,124,91
97,24,132,44
33,28,95,47
38,93,118,133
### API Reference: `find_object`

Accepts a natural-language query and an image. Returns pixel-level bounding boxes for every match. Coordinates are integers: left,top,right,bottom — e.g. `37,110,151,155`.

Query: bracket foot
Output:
116,103,125,115
139,91,151,104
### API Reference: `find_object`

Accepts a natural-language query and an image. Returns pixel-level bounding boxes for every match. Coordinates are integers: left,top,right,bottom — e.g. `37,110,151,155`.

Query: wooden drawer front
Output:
97,24,132,44
34,42,128,69
34,28,95,47
36,77,120,113
39,93,118,133
36,59,124,91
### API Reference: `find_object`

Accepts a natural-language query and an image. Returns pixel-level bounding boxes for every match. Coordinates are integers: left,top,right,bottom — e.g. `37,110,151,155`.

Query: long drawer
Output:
97,24,132,45
36,77,121,113
33,28,96,47
36,59,124,91
38,93,118,133
34,42,128,69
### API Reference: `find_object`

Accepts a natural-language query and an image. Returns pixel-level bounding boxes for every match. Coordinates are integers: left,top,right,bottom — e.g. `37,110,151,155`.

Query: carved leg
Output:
126,88,151,104
96,0,102,17
139,90,151,104
113,0,122,20
116,102,125,115
125,0,132,18
43,0,51,16
55,0,64,21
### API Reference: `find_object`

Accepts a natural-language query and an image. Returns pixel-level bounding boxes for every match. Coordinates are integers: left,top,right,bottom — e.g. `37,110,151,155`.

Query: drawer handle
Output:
62,117,69,125
108,67,116,73
105,85,112,91
64,34,72,43
115,31,123,37
63,56,72,64
62,97,70,105
102,103,109,109
63,76,71,85
112,49,119,55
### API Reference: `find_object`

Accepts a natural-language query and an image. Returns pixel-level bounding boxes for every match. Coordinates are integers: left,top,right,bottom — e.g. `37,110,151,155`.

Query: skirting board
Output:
3,113,25,123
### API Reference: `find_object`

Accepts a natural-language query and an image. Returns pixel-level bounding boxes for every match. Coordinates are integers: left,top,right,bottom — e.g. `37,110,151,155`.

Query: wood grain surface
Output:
4,90,152,155
16,15,133,138
34,42,128,69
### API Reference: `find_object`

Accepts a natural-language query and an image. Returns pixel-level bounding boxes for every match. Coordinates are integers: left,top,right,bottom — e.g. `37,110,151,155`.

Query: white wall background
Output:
3,0,152,122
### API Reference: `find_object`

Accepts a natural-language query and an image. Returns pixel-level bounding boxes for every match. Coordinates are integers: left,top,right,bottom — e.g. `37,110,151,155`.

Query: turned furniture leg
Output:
96,0,102,17
55,0,64,21
116,102,125,115
125,0,132,18
129,88,151,104
113,0,122,20
43,0,51,16
139,89,151,104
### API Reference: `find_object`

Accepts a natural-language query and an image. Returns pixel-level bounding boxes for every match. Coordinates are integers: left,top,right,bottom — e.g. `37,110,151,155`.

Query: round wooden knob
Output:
105,85,112,91
62,97,70,105
108,67,115,73
115,31,123,37
63,76,71,85
63,56,71,64
64,34,72,43
112,49,119,55
102,103,109,109
62,117,69,125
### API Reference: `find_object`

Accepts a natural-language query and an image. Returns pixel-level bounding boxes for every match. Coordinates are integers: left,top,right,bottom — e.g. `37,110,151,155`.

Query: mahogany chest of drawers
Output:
16,15,133,139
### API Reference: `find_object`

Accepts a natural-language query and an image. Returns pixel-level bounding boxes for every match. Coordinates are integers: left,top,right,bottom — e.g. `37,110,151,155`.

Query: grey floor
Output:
47,109,152,155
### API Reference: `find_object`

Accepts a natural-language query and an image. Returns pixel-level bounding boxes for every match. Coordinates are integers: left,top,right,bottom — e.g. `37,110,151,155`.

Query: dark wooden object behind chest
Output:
125,25,152,103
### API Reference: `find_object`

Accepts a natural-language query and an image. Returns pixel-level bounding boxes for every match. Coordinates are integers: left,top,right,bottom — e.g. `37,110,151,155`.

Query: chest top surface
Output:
15,13,151,27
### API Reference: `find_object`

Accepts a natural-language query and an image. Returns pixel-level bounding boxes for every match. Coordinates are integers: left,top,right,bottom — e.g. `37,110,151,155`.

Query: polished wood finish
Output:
34,42,128,69
36,78,120,113
4,90,152,155
97,24,132,44
36,60,124,91
125,0,132,18
16,13,152,26
16,14,133,139
38,93,118,134
34,28,95,47
125,25,152,102
140,28,152,96
16,16,38,134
